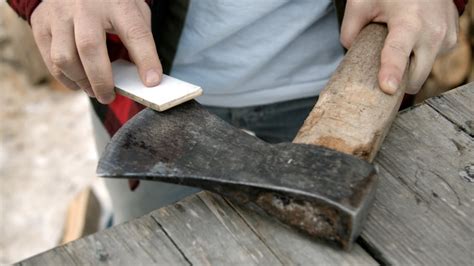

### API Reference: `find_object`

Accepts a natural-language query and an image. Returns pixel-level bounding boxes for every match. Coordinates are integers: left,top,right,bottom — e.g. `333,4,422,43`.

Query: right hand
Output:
30,0,162,104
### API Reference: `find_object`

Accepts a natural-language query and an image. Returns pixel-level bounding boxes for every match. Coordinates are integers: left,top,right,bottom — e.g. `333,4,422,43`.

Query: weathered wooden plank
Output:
17,87,473,265
426,83,474,136
16,246,77,266
18,215,188,265
221,196,377,265
362,100,474,265
150,192,282,265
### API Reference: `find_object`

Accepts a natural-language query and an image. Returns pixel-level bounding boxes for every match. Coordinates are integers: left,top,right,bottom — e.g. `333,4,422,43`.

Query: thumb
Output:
113,2,162,87
378,25,417,94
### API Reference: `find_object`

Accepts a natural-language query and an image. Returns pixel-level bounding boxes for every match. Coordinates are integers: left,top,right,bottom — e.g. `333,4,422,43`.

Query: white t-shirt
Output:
170,0,344,107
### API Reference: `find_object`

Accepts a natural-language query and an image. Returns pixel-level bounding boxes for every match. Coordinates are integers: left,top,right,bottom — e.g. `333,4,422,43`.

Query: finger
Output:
32,22,81,92
378,23,418,94
340,0,373,49
440,3,459,54
136,0,152,19
75,14,115,104
50,22,93,95
32,23,54,73
112,1,162,87
406,48,436,94
53,67,82,91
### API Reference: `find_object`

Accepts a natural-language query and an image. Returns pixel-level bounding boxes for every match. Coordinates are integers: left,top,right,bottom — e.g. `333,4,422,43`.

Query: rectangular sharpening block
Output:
112,59,203,112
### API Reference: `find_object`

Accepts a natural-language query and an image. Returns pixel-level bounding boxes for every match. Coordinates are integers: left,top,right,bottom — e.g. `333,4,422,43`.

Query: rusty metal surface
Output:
97,101,378,249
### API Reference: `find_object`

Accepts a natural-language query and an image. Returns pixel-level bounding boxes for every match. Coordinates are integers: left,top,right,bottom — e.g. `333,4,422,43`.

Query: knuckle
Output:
411,5,423,19
51,52,74,67
386,41,411,58
76,36,100,53
339,32,351,49
75,77,90,87
90,79,113,93
407,81,423,94
125,24,152,42
445,33,458,48
33,28,50,43
398,18,422,33
50,66,63,78
346,0,358,7
431,25,448,42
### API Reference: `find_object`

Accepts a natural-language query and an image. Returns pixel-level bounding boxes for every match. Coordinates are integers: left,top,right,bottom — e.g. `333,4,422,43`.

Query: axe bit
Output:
98,24,407,249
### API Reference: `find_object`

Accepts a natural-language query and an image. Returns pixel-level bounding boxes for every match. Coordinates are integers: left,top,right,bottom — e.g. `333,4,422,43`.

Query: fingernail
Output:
100,93,115,104
145,69,161,86
386,78,399,94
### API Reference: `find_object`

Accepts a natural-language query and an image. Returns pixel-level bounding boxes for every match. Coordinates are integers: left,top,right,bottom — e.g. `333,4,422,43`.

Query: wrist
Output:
7,0,154,24
6,0,42,24
452,0,469,15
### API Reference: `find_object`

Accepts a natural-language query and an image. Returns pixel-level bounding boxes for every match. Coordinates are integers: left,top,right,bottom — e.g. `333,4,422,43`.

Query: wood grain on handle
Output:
294,24,407,162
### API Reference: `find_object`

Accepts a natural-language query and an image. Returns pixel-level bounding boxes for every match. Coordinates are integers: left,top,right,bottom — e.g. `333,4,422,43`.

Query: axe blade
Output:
97,101,377,249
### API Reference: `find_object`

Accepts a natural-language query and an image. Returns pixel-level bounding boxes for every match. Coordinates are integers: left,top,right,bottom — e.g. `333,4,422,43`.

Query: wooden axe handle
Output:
294,24,407,162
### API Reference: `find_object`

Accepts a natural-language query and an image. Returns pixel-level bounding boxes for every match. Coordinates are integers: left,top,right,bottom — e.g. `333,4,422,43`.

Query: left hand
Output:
340,0,459,95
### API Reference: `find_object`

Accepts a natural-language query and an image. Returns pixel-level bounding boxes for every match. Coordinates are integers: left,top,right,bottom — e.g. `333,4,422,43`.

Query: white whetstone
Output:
112,60,203,111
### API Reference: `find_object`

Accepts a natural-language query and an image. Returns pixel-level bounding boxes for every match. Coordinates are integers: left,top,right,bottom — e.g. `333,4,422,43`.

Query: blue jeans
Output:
204,96,318,143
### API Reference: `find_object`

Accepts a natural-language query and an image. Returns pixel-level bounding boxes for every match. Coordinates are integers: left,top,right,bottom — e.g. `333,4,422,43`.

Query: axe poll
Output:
98,24,407,249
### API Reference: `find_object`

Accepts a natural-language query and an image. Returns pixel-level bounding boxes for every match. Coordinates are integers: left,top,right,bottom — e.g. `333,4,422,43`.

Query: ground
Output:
0,25,97,265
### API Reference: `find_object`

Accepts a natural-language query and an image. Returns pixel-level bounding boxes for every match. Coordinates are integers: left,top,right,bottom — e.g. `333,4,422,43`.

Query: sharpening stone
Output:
112,59,203,112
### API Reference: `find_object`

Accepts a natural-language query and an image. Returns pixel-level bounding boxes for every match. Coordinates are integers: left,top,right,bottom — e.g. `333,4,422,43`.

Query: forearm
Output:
7,0,155,23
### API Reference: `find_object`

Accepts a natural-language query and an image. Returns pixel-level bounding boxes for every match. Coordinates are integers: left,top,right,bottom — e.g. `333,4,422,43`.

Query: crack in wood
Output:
426,97,474,138
430,171,462,206
150,215,193,266
221,197,286,265
356,237,389,266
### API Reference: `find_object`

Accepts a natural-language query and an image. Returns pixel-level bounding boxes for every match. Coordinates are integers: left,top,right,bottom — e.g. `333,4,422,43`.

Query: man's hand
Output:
30,0,162,104
340,0,459,95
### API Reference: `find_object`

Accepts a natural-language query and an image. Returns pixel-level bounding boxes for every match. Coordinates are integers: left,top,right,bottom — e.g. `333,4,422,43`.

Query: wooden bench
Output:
17,84,474,265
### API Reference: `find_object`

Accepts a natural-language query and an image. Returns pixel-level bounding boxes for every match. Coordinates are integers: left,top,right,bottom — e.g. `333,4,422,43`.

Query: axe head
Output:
97,101,378,249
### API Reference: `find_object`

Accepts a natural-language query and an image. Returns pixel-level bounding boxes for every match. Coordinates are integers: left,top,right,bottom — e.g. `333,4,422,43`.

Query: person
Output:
8,0,467,224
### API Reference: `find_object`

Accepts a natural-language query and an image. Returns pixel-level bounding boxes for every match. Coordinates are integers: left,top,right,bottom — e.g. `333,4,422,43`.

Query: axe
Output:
98,24,407,249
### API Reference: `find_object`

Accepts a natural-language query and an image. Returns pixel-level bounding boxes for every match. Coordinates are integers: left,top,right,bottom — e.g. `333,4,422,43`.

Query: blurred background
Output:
0,1,473,264
0,1,111,264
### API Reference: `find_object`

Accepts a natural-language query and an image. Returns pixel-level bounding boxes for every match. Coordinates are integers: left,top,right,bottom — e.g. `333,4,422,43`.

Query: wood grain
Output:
294,24,407,162
222,195,377,265
149,191,376,265
362,85,474,265
18,215,189,265
425,82,474,136
150,192,281,265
